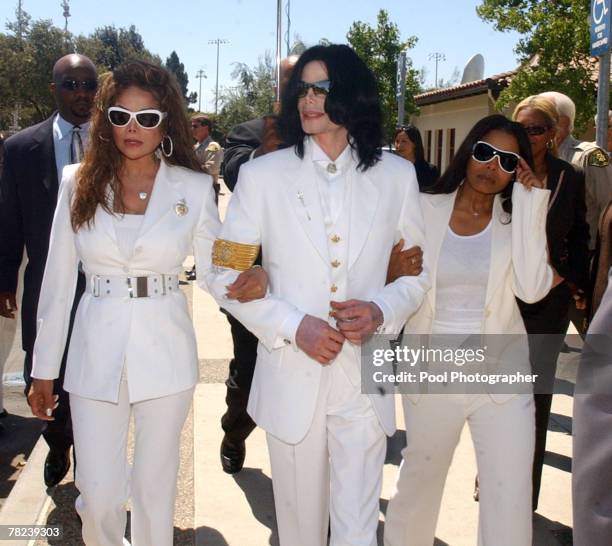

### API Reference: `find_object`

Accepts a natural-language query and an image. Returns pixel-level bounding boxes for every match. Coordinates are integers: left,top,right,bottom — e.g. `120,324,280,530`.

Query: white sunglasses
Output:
107,106,167,129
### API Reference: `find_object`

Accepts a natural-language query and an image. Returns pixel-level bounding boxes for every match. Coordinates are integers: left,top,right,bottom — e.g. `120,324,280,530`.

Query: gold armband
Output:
212,239,260,271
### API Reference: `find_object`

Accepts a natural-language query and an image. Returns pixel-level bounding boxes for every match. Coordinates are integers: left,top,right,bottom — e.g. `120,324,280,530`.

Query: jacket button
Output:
331,260,341,268
331,234,341,243
331,284,338,293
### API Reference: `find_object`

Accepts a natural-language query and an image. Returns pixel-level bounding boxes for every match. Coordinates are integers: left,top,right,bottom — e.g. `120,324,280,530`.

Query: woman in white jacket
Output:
27,61,263,546
384,115,553,546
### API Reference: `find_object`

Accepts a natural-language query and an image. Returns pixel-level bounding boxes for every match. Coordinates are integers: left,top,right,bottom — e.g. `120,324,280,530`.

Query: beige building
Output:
411,70,515,173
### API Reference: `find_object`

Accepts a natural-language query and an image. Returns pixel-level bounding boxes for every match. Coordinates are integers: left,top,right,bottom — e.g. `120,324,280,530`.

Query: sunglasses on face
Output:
107,106,167,129
472,141,521,174
60,79,98,92
521,124,549,136
296,80,332,98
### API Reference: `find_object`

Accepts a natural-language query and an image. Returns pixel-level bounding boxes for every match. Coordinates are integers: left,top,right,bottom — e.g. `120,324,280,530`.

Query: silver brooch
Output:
174,199,188,216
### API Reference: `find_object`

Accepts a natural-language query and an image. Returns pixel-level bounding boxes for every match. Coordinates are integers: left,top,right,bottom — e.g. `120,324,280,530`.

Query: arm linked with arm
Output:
371,168,430,334
202,164,305,350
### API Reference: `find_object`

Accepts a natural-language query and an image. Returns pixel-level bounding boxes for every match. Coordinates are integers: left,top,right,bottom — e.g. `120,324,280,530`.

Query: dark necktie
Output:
70,125,84,164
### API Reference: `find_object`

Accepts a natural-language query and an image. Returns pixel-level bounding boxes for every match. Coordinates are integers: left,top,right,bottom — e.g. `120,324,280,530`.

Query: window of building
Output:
447,128,456,163
436,129,443,169
426,130,432,163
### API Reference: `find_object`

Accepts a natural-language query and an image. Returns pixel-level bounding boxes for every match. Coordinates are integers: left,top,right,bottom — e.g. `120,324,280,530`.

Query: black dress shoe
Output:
44,448,71,488
220,437,246,474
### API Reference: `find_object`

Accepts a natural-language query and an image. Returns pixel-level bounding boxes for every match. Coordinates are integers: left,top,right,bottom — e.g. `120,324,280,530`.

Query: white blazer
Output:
32,160,220,403
403,183,554,403
206,140,430,444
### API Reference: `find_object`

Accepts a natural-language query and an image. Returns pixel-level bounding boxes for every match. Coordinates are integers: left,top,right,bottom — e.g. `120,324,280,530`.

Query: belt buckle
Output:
127,276,149,298
92,275,101,297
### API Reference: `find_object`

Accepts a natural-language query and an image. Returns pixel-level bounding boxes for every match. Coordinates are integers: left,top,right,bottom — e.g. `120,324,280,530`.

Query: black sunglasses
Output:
521,125,549,136
472,141,520,174
296,80,332,98
60,79,98,92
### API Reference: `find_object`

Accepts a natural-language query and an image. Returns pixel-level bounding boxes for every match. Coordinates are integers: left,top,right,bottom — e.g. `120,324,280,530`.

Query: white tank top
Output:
433,220,492,335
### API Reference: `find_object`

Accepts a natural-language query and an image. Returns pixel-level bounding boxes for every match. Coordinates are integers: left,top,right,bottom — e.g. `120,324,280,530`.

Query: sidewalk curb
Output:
0,436,53,545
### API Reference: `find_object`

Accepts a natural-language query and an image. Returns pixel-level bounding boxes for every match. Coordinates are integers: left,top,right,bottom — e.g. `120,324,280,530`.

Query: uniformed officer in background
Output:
192,113,224,201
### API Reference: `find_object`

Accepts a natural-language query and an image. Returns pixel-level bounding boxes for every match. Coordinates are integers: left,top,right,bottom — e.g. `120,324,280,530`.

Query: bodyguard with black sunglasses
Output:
0,53,97,488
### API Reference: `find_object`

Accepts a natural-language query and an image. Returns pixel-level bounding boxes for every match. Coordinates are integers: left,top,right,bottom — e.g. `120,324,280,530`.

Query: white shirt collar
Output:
309,136,355,175
53,113,90,141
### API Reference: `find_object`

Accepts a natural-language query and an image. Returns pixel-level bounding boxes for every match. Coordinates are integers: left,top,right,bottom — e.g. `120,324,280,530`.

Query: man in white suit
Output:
207,44,429,546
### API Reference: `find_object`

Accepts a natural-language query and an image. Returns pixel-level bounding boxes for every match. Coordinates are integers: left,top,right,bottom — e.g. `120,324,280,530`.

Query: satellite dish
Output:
461,54,485,84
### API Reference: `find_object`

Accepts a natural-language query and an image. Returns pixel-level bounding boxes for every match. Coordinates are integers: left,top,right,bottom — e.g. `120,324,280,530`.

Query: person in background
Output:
27,60,263,546
539,91,612,253
512,95,590,510
384,114,552,546
394,124,439,189
192,113,223,200
0,54,97,486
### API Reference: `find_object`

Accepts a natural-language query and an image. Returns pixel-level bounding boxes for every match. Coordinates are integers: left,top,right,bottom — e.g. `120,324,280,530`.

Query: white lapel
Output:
422,191,456,313
348,165,379,269
93,185,118,245
135,160,182,244
284,141,330,265
484,195,512,305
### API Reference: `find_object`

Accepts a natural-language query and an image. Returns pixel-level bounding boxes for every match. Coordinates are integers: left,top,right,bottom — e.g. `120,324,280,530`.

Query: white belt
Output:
87,274,179,298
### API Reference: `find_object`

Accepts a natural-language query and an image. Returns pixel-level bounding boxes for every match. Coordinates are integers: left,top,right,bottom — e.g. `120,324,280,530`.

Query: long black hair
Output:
394,125,425,163
426,114,533,215
279,44,382,171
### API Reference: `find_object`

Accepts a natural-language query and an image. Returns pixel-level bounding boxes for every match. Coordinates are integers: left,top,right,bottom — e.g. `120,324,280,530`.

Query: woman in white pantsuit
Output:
27,61,262,546
384,115,553,546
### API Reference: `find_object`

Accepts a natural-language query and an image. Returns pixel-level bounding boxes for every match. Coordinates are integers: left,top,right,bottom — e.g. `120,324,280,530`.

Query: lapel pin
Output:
174,199,188,216
297,191,311,221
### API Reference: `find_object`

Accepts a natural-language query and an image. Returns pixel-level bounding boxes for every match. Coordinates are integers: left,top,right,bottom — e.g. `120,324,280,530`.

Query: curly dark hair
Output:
72,60,199,230
279,44,382,171
426,114,534,216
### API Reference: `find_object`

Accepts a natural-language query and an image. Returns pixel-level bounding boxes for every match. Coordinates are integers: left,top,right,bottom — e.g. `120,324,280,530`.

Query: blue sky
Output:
1,0,522,112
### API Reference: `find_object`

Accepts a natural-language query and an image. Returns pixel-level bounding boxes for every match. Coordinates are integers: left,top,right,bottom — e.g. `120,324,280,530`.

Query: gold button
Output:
331,260,341,268
331,234,341,243
331,284,338,293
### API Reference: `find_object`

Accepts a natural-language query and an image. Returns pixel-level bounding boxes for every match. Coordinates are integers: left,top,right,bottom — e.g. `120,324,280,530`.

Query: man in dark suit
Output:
0,53,97,487
218,55,297,474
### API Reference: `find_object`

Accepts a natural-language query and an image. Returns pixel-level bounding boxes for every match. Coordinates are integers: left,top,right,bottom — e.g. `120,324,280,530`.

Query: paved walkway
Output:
0,180,575,545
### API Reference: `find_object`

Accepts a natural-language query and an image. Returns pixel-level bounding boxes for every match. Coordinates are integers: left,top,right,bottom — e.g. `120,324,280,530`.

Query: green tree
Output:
75,25,161,72
165,50,197,106
477,0,596,131
216,53,276,135
347,9,421,143
0,10,69,128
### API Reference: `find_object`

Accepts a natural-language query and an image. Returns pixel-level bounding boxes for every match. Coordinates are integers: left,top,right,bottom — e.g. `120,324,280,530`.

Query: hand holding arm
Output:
225,266,268,302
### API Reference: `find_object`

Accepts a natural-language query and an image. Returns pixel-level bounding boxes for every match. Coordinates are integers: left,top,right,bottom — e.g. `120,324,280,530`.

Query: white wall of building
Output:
411,93,496,173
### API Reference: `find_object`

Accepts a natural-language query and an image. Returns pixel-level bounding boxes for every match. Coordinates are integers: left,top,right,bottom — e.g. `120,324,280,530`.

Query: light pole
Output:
208,38,229,115
428,52,446,88
195,69,206,112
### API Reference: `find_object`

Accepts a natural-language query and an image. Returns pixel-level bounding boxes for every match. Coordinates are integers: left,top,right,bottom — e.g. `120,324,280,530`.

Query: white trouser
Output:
384,394,534,546
70,378,193,546
267,360,387,546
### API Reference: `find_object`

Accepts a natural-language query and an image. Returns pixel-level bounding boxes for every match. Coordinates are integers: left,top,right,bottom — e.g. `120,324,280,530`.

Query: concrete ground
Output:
0,179,576,545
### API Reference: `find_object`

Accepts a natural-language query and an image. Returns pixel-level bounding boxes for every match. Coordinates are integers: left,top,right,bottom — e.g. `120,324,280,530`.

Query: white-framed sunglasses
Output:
107,106,167,129
472,141,521,174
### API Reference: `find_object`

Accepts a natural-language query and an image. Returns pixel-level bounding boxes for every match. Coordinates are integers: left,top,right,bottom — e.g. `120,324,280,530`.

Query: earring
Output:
546,139,554,150
161,135,174,157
